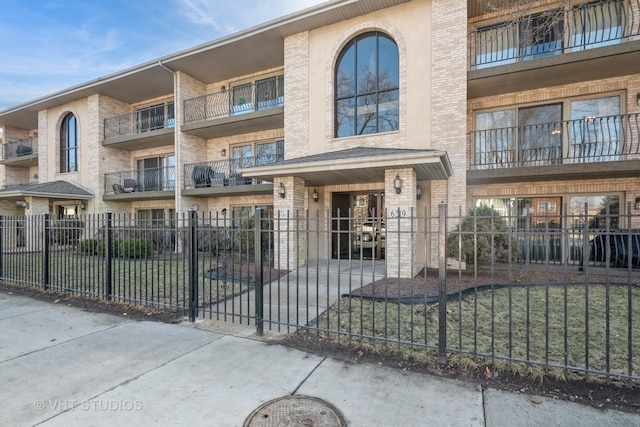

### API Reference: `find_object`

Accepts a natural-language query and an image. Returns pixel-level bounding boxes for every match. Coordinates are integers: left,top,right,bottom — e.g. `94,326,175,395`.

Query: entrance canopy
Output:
240,147,452,185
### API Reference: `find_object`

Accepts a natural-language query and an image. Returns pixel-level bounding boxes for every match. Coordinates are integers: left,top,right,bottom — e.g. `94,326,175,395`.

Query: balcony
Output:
103,102,175,151
103,166,176,201
182,75,284,139
468,0,640,97
1,137,38,167
183,156,282,197
468,112,640,184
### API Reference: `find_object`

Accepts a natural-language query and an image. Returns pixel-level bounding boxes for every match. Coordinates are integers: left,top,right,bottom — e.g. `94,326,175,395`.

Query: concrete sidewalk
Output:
1,291,638,426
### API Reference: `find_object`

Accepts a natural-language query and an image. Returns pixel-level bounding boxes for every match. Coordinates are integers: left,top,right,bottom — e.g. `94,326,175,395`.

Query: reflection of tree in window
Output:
593,195,619,229
519,10,563,59
256,140,284,165
517,104,562,165
335,32,399,137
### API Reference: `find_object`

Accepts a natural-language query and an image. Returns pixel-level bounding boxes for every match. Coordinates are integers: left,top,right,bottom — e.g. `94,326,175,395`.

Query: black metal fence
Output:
0,205,637,383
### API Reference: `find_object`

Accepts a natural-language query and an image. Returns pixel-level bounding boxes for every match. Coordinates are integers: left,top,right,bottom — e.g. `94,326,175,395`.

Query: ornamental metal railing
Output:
104,166,176,195
470,112,640,169
104,102,175,139
183,154,283,189
183,75,284,123
2,137,38,160
469,0,640,69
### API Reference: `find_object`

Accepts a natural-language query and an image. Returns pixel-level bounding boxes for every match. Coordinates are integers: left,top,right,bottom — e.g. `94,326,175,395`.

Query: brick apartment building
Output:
0,0,638,276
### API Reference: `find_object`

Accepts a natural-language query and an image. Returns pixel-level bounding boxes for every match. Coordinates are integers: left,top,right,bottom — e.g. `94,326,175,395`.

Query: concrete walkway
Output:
1,290,639,426
209,259,386,334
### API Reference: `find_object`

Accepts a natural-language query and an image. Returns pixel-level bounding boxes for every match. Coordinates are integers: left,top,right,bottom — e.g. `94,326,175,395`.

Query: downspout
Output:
158,60,180,215
158,60,180,252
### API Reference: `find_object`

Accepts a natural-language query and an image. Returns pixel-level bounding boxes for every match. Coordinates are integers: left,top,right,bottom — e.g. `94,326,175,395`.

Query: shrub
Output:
446,206,518,266
51,219,84,247
78,239,105,255
118,238,153,259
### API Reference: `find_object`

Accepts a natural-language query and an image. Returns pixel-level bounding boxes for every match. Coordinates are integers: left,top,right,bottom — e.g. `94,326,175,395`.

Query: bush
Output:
446,206,518,266
78,239,105,255
51,219,84,247
118,238,153,259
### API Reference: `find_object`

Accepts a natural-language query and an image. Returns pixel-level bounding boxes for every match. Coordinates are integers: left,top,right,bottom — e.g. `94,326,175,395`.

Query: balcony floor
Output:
468,159,640,185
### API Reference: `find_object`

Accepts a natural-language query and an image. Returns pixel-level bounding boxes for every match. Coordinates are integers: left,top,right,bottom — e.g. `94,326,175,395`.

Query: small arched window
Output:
60,113,78,173
335,31,399,137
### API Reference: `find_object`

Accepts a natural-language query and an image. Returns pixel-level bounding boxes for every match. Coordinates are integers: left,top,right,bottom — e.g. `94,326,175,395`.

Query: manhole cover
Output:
244,395,347,427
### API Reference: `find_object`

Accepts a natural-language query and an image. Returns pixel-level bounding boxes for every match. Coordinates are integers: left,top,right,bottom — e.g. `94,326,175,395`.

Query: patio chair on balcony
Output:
123,179,138,193
193,165,214,188
228,172,251,186
16,145,32,156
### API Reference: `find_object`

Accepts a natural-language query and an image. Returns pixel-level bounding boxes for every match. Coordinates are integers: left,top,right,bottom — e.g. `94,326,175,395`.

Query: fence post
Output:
105,212,113,300
254,207,264,336
188,209,198,322
438,201,448,363
43,213,50,290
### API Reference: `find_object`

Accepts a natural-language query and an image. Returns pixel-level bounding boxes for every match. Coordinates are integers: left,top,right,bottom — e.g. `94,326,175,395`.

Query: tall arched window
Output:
335,31,399,138
60,113,78,173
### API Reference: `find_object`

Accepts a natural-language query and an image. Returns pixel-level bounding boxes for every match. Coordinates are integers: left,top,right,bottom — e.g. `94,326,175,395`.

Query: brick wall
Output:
431,0,468,216
284,32,310,160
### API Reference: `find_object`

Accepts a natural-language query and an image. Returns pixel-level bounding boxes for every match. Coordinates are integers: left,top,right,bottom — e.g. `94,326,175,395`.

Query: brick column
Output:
273,176,307,270
385,168,418,278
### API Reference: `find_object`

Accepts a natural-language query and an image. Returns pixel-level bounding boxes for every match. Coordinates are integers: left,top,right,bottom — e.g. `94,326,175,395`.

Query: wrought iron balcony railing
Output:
470,112,640,169
104,166,176,195
184,155,283,189
469,0,639,69
104,102,175,139
183,75,284,124
2,137,38,160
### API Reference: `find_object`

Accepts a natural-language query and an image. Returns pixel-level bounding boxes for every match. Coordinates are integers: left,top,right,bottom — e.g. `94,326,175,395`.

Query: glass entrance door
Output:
332,191,385,260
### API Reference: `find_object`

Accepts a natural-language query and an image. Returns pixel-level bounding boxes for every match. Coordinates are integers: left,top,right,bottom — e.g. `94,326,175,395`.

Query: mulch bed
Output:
349,266,640,299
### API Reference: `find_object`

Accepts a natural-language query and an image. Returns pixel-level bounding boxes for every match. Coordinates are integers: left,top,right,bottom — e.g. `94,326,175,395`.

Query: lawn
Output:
322,284,640,379
0,250,254,310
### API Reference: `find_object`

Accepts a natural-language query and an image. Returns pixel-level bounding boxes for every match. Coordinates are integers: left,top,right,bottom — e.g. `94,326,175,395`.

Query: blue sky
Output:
0,0,325,111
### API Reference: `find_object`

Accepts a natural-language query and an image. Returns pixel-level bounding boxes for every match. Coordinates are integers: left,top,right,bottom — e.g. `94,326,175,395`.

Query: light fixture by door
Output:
393,174,402,194
312,189,319,202
278,182,286,198
416,186,422,200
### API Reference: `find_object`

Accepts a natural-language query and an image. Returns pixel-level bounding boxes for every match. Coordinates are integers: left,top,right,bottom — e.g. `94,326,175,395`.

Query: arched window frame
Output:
60,113,78,173
334,31,400,138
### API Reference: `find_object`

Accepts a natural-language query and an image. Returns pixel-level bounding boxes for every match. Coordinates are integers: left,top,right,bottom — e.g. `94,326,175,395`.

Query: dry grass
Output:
320,284,640,379
0,251,259,308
